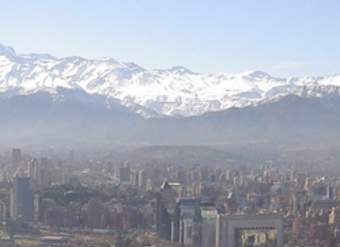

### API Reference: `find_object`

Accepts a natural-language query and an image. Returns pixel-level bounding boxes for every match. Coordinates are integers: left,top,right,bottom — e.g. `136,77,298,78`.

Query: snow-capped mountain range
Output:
1,43,340,117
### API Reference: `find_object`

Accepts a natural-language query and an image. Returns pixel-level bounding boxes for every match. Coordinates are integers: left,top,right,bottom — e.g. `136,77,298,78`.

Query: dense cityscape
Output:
0,147,337,246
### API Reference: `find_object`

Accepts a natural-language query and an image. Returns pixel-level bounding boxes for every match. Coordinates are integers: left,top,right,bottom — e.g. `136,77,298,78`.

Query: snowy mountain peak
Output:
0,43,16,56
167,66,196,75
242,70,273,79
0,44,340,117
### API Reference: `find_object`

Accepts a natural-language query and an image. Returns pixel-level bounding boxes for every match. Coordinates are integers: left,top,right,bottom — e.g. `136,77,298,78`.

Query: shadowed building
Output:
10,177,34,221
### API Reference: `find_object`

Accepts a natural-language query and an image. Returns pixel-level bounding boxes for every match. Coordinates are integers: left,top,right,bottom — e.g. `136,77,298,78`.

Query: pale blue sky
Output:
0,0,339,77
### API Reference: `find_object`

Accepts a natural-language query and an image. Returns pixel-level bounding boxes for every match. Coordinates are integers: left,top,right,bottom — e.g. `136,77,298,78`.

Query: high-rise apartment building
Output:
10,177,34,221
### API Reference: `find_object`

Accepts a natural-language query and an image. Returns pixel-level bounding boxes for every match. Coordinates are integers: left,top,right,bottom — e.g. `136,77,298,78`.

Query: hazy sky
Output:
1,0,340,77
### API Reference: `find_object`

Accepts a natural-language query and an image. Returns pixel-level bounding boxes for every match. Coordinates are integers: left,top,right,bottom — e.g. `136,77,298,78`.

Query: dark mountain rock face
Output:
0,88,340,148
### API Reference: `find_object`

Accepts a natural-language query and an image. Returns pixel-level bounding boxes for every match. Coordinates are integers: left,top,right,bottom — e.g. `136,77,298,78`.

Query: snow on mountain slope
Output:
1,43,340,117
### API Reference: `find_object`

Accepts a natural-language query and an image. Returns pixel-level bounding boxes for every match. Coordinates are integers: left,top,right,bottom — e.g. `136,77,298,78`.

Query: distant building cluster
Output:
0,148,340,246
